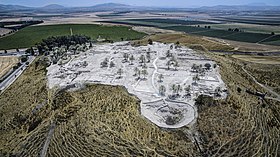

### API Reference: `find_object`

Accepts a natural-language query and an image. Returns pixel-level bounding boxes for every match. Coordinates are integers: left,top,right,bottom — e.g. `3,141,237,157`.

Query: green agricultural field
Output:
0,24,146,50
261,35,280,46
201,23,280,34
192,29,237,37
104,18,215,28
103,19,280,46
164,26,280,45
103,20,176,27
131,18,216,25
221,32,273,43
163,26,208,33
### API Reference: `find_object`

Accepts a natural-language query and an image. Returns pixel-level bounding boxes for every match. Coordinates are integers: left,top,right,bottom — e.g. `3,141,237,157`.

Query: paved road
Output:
0,56,35,93
0,50,26,56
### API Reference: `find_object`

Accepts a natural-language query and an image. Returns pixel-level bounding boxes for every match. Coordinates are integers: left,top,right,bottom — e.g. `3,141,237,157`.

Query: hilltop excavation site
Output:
47,42,227,128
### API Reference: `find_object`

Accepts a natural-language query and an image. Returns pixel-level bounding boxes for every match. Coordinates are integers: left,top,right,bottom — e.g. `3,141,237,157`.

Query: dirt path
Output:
152,50,159,94
40,122,56,157
242,67,280,101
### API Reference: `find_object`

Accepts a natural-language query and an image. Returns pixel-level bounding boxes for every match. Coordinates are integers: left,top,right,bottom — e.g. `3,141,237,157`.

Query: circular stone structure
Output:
141,99,196,128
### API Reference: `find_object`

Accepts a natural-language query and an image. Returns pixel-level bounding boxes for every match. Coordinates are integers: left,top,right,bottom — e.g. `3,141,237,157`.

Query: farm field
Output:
261,35,280,46
0,28,12,36
232,55,280,64
201,23,280,34
0,56,18,78
104,19,280,46
214,16,280,25
130,18,216,25
163,25,278,41
165,26,280,45
0,24,146,50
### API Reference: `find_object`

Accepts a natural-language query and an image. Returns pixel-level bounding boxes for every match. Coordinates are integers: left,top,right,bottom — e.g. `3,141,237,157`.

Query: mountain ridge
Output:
0,3,280,12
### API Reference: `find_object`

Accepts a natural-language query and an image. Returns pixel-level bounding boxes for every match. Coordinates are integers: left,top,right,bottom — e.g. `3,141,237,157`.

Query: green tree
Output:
148,39,153,45
109,61,115,68
174,61,179,71
159,85,166,96
134,67,141,79
191,64,198,72
146,52,151,62
204,63,211,70
20,56,28,63
193,74,200,84
129,55,135,65
141,69,148,79
166,60,171,70
117,68,123,78
184,85,191,95
213,64,217,69
158,74,164,82
166,50,171,57
123,53,129,62
139,55,146,64
100,58,108,67
215,87,222,97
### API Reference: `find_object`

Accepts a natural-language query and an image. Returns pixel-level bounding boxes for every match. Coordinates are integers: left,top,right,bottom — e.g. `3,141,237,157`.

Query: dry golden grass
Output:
0,57,197,157
195,52,280,156
133,33,234,51
232,55,280,64
0,56,18,78
1,47,279,156
242,61,280,95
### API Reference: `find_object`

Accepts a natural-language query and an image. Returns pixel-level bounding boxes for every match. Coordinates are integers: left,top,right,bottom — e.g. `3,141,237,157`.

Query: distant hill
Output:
0,4,32,11
76,3,138,12
40,4,65,10
91,3,131,9
0,3,279,12
198,5,280,11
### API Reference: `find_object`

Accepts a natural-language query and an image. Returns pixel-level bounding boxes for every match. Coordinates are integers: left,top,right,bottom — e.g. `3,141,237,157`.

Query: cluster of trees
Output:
101,58,110,68
0,29,17,38
123,53,136,65
159,84,192,98
117,68,123,78
35,35,91,55
228,28,242,32
193,74,200,84
0,20,43,30
148,39,153,45
191,63,214,74
134,67,148,80
166,54,179,71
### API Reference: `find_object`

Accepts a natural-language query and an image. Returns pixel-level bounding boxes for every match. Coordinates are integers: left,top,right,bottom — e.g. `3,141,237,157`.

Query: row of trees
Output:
158,84,191,96
191,63,216,74
133,67,148,80
116,67,149,80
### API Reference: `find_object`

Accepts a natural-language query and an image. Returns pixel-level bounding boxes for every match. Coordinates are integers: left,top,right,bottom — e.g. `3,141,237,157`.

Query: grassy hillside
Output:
0,24,146,50
0,57,196,156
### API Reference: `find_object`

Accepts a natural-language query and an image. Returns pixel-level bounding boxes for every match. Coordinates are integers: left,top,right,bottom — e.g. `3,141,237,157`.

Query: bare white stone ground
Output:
47,42,227,128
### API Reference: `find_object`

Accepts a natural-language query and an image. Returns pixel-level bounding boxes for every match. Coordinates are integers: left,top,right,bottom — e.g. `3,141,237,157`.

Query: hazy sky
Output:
0,0,279,7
